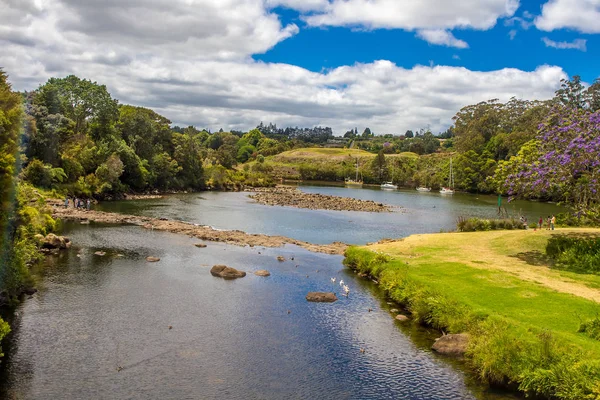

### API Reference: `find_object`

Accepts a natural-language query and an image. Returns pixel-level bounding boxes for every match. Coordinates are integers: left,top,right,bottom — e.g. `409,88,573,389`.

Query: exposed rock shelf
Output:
49,201,348,255
248,186,394,213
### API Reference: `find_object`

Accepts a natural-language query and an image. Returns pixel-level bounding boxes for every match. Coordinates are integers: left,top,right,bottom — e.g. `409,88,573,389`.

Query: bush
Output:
457,216,524,232
546,234,600,274
579,317,600,341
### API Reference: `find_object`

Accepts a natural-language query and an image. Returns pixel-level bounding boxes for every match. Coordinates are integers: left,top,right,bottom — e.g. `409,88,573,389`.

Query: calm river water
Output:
0,186,562,399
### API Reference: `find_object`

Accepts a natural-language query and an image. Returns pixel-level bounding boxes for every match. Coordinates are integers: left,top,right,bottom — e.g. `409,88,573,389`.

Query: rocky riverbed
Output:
248,186,394,212
49,200,348,255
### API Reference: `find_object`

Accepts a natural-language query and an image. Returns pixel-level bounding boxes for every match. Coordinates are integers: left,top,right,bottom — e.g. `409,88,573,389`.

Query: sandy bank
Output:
248,186,394,212
50,201,348,255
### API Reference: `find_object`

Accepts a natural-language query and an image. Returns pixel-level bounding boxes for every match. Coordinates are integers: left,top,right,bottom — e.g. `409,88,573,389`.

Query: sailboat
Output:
416,186,431,192
440,158,455,194
345,158,363,188
380,182,397,190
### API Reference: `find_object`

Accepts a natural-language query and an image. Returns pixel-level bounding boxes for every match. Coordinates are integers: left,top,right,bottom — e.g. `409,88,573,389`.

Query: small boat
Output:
440,158,455,194
416,187,431,192
380,182,397,190
345,158,363,188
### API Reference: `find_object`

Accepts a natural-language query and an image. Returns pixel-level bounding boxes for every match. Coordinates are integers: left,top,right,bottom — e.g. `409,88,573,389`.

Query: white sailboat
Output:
380,182,397,190
345,158,363,188
440,158,455,194
416,187,431,192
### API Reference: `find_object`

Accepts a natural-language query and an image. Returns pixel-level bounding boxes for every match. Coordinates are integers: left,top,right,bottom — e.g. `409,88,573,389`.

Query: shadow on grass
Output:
510,250,554,267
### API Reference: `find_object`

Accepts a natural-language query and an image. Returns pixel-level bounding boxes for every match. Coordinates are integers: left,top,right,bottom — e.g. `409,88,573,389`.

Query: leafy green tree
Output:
173,132,204,189
362,127,372,138
405,130,414,138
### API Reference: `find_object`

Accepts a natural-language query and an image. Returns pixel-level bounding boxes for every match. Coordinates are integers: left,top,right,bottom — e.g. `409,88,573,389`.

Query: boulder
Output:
41,233,70,249
194,243,207,248
254,270,271,277
146,256,160,262
306,292,338,303
395,314,409,322
277,256,286,262
210,265,246,279
94,251,106,256
390,308,399,313
432,333,469,356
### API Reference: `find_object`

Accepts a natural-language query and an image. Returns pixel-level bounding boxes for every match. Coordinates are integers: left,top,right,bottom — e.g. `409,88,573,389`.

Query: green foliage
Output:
546,234,600,274
579,317,600,341
457,216,525,232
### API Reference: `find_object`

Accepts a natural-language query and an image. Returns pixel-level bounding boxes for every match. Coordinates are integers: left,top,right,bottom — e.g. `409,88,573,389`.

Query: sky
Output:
0,0,599,135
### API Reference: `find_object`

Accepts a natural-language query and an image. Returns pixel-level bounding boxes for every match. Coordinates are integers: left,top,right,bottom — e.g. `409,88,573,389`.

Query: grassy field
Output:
345,228,600,399
272,147,420,162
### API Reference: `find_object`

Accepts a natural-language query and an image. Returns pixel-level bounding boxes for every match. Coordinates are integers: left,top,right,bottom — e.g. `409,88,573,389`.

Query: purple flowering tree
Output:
495,107,600,218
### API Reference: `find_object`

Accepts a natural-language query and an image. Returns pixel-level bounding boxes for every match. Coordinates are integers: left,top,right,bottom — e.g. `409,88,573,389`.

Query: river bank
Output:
49,200,348,255
248,186,394,212
343,228,600,399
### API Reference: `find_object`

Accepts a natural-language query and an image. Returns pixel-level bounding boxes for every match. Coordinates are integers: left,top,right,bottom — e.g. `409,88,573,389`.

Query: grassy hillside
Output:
344,228,600,399
245,147,444,185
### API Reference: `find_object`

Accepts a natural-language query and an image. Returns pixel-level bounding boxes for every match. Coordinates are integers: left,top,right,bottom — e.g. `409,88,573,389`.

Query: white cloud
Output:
508,29,518,39
0,0,567,136
535,0,600,33
416,29,469,48
542,37,587,51
302,0,520,30
266,0,329,12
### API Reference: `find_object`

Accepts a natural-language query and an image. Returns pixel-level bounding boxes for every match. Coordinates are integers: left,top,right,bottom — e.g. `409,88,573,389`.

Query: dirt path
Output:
50,202,348,255
369,229,600,303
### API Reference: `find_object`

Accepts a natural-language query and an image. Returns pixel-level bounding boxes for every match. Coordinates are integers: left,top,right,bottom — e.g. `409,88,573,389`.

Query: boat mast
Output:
355,158,359,181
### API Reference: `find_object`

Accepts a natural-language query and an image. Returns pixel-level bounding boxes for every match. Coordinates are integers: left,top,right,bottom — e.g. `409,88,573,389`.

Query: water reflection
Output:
0,224,518,399
96,186,565,245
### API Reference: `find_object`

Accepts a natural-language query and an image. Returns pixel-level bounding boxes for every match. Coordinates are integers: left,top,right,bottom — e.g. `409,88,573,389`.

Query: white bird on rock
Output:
343,285,350,295
331,277,336,283
339,280,344,286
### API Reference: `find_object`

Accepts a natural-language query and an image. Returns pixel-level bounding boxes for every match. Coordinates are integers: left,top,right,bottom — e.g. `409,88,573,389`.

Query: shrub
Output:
457,217,524,232
579,317,600,341
546,234,600,274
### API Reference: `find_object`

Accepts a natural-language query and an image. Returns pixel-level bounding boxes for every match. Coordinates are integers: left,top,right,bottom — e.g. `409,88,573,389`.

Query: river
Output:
0,186,563,399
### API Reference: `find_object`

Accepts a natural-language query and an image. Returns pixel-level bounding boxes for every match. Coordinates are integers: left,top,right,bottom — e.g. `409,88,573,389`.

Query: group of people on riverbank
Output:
64,197,91,211
538,215,556,230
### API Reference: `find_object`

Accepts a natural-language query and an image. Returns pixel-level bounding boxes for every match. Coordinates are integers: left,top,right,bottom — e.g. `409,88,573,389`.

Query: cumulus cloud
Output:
542,37,587,51
416,29,469,49
535,0,600,33
302,0,520,30
0,0,567,135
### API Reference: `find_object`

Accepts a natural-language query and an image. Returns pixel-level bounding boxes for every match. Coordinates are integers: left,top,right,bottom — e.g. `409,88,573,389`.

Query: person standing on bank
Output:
538,216,543,230
551,215,556,230
86,199,91,211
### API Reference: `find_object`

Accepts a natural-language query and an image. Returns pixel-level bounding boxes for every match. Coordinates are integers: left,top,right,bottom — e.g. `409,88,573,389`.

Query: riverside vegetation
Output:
344,229,600,399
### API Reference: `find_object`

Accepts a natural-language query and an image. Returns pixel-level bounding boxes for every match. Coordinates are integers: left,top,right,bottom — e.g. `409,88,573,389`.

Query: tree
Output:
405,130,414,138
362,127,372,138
39,75,119,137
554,75,586,110
371,150,387,182
498,108,600,219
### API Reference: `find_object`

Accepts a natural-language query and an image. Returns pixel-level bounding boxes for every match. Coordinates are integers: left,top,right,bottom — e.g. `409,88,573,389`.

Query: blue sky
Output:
258,2,598,83
1,0,599,134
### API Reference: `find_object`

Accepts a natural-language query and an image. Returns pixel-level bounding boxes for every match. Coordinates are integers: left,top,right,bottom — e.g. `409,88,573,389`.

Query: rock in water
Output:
210,265,246,279
305,292,338,303
276,256,285,262
432,333,469,356
146,256,160,262
395,314,409,322
94,251,106,256
41,233,71,249
194,243,207,248
254,270,271,277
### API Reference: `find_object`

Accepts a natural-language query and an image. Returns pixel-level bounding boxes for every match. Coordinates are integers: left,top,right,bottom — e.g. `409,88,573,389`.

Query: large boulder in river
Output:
254,270,271,277
146,256,160,262
210,265,246,279
41,233,71,249
306,292,338,303
432,333,469,356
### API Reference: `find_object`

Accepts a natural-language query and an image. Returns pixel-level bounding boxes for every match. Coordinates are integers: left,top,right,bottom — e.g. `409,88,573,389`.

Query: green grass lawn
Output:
347,228,600,399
